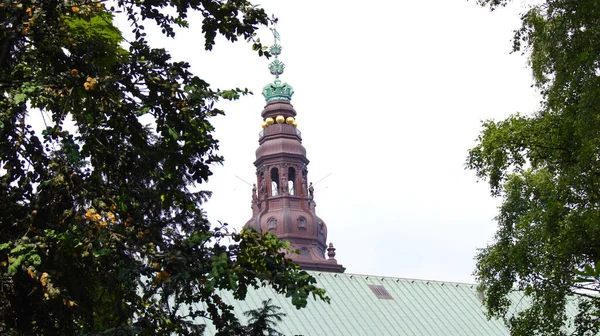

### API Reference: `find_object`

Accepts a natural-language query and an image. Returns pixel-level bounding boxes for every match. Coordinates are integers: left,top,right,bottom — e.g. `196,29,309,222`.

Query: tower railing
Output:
258,124,301,140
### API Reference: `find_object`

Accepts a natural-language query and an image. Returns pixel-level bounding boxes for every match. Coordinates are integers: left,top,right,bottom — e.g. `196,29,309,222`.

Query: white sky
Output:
115,0,541,284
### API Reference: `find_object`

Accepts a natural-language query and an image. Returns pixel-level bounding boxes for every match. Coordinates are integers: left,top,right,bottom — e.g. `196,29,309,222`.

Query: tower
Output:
245,28,344,273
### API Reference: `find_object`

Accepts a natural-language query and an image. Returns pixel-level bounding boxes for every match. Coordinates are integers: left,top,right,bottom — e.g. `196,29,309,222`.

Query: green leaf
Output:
13,93,27,104
167,126,179,140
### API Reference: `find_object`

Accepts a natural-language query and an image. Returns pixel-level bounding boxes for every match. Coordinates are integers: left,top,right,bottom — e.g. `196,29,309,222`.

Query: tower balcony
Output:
259,123,302,142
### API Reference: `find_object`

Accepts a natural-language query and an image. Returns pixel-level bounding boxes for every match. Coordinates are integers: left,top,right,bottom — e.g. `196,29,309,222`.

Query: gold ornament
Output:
261,122,268,129
286,117,295,124
265,117,274,125
292,120,298,127
276,115,285,124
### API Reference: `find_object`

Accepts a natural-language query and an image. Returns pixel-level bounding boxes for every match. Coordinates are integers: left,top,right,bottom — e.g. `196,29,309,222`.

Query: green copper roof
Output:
262,27,294,103
195,271,582,335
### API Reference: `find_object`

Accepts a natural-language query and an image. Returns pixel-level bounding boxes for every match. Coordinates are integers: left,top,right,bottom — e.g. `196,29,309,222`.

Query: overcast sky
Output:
116,0,541,284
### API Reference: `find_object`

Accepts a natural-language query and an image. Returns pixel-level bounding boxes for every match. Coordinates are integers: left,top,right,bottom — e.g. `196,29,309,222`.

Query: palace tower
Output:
244,29,344,273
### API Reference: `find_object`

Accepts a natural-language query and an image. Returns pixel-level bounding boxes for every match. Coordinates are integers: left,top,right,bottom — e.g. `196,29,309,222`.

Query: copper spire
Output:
245,25,344,273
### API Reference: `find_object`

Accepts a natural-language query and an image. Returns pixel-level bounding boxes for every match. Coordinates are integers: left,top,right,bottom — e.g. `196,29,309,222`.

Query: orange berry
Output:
71,69,79,76
40,272,49,286
71,6,79,13
85,77,98,90
156,270,170,281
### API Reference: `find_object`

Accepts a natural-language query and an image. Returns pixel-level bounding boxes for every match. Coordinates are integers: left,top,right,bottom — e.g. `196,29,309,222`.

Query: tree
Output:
0,1,326,335
468,0,600,335
243,299,286,336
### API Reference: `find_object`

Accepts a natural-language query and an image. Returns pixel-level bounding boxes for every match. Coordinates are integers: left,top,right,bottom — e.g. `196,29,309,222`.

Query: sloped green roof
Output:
197,271,580,335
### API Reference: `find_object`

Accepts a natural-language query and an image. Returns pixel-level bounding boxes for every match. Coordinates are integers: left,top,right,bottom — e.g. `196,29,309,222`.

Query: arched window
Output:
288,167,296,195
270,167,279,196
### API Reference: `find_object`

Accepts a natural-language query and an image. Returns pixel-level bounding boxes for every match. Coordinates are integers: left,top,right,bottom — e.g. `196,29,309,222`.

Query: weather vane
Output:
270,25,281,43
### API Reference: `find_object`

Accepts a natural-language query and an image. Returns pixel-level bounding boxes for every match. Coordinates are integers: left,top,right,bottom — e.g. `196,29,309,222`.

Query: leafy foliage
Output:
243,299,286,336
0,0,326,335
468,0,600,335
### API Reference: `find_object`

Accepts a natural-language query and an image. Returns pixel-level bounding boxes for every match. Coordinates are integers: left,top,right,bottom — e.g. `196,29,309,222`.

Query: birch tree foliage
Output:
468,0,600,335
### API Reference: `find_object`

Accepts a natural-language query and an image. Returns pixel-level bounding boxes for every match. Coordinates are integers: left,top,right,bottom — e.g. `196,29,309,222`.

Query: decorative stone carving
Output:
281,177,288,195
300,247,309,256
308,182,314,199
327,243,336,259
302,173,307,196
297,216,307,230
260,177,266,197
267,217,277,230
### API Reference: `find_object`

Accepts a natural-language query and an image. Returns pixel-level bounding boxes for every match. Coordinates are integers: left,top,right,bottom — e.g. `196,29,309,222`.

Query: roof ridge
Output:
308,271,477,287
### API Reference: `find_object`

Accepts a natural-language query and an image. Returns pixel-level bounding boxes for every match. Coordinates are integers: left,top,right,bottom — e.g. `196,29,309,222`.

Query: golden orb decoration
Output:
261,121,268,129
275,115,285,124
286,117,295,124
292,120,298,127
265,117,274,125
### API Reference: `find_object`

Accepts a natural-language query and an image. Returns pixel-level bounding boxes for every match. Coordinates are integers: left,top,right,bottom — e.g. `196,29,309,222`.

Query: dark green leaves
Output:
243,299,286,336
0,1,324,335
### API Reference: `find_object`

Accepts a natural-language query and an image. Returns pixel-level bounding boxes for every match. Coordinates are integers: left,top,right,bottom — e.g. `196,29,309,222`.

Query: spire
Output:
246,24,344,273
262,26,294,103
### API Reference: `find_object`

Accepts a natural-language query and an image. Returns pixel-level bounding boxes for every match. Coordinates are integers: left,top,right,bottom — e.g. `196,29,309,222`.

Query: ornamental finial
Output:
262,24,294,103
268,26,284,79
